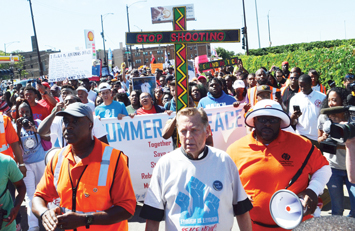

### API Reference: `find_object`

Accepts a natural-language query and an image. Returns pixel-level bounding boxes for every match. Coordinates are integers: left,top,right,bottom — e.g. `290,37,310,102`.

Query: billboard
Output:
84,30,96,59
151,4,195,24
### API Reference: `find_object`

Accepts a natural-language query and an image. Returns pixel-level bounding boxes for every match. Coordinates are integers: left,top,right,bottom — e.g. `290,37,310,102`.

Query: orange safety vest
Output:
247,86,281,106
319,84,326,94
0,115,15,158
52,145,128,231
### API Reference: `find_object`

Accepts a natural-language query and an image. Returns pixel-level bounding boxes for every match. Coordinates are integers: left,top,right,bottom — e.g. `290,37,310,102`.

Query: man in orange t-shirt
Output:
32,103,136,231
227,99,331,231
24,85,50,120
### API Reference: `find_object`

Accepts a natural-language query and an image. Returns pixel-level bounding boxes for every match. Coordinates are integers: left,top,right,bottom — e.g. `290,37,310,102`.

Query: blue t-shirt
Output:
164,98,176,111
16,119,46,164
198,92,236,109
95,100,129,118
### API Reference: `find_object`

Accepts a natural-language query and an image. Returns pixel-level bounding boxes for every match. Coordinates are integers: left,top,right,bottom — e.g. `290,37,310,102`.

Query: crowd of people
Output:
0,59,355,231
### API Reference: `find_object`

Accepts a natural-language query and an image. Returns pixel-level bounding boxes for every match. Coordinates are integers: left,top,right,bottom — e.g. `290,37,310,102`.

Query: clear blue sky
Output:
2,0,354,55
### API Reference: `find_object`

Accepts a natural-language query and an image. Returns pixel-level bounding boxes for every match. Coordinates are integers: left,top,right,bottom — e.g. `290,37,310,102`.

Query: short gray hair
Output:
176,107,209,130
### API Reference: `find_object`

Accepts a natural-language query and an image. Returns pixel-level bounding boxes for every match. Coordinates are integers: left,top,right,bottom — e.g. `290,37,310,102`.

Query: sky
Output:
1,0,355,55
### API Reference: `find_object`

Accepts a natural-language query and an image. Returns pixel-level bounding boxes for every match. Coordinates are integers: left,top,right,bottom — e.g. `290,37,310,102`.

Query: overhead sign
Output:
151,4,195,24
48,49,92,82
84,29,96,59
199,57,239,71
0,56,19,63
126,29,240,45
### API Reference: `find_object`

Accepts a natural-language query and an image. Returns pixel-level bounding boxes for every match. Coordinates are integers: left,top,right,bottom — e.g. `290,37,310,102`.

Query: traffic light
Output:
241,27,246,35
242,37,246,50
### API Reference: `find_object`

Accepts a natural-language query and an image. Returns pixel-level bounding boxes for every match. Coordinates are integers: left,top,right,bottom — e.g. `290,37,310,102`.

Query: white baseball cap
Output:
76,86,88,93
245,99,291,128
232,80,245,89
98,82,111,92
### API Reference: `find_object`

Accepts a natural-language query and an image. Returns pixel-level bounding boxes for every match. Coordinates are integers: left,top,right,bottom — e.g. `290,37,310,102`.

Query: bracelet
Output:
40,209,49,220
19,164,26,167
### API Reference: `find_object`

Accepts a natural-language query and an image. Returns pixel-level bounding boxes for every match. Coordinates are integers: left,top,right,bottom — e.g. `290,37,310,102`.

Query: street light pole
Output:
134,25,145,65
267,10,272,47
28,0,43,77
242,0,249,55
255,0,261,49
4,41,20,56
126,0,147,68
100,13,113,66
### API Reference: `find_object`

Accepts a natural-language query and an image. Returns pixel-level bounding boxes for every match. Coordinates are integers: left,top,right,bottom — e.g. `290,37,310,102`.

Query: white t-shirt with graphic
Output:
143,146,248,231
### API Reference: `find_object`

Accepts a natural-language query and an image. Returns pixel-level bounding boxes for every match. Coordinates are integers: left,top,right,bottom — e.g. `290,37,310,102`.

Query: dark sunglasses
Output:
256,117,280,124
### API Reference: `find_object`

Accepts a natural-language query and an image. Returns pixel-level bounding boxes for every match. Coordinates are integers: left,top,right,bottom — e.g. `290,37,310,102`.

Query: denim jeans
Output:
326,168,355,217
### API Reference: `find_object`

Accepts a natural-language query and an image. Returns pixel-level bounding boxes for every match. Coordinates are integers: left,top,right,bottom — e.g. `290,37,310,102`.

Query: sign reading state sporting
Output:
126,29,240,45
101,105,246,201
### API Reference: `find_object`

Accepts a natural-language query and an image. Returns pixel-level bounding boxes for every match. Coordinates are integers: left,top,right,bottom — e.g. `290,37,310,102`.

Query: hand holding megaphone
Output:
296,188,318,216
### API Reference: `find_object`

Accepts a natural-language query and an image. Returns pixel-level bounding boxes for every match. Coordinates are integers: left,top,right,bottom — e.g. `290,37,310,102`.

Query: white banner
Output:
101,105,246,201
150,4,195,24
48,49,92,82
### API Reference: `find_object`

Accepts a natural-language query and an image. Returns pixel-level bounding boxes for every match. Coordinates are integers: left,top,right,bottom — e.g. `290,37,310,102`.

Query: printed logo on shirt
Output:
104,109,112,117
314,99,322,107
212,181,223,191
176,176,220,229
280,153,293,167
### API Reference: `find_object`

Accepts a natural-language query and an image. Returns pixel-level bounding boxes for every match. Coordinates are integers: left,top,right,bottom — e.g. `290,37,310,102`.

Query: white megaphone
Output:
269,189,306,230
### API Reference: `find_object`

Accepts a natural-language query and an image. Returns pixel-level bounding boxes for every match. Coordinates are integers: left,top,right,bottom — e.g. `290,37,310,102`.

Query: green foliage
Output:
215,47,235,60
240,45,355,87
249,39,355,56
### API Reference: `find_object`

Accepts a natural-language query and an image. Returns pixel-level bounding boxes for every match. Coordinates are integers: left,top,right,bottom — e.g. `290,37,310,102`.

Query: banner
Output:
199,57,239,71
0,56,19,63
48,49,92,82
151,4,195,24
101,105,246,201
84,30,96,59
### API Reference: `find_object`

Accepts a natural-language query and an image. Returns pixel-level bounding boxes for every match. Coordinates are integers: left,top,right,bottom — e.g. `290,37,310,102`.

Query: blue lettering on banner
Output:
208,109,243,132
176,176,220,226
130,121,142,140
106,119,163,142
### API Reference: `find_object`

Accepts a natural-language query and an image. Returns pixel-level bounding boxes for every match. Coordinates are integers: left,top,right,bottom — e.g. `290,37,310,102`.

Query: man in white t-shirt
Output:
38,95,108,148
140,107,252,231
289,74,326,146
76,86,95,112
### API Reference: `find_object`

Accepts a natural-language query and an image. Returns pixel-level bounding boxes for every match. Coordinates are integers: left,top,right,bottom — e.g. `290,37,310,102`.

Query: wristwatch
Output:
85,214,94,229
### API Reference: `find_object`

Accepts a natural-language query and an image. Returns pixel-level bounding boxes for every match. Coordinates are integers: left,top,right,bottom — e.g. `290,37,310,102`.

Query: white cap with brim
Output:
56,102,93,122
98,82,111,92
245,99,291,129
76,86,88,93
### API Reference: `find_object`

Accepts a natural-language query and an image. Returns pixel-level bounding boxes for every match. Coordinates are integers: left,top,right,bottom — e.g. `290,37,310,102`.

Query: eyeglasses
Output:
10,110,16,112
256,117,280,124
290,77,299,80
345,74,354,80
140,95,150,100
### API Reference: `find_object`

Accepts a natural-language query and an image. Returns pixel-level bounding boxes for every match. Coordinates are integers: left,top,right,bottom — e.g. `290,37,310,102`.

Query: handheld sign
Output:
199,57,239,71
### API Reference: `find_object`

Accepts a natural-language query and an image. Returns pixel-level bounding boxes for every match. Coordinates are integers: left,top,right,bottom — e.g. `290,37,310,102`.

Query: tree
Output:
215,47,235,60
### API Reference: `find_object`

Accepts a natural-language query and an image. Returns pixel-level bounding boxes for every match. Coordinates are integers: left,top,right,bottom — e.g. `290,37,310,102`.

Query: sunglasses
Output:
256,117,280,124
345,74,354,80
290,77,299,80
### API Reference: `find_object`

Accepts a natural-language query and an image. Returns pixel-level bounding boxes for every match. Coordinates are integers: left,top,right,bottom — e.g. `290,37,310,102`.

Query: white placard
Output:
48,49,92,82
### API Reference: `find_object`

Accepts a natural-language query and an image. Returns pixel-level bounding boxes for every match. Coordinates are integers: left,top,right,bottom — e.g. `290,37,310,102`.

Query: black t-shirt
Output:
282,86,299,114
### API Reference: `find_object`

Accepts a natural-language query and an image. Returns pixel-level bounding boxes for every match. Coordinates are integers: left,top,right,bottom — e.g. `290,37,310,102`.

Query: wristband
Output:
40,209,49,220
19,164,26,167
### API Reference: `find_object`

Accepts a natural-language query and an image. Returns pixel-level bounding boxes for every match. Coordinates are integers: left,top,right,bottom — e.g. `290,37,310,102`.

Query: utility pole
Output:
101,15,107,65
255,0,261,48
126,5,133,68
28,0,43,77
267,11,272,47
242,0,249,55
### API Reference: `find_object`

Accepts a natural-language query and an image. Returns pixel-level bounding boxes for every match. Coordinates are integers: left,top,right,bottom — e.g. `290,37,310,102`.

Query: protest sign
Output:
48,49,92,82
101,105,246,201
132,76,156,97
199,57,239,71
150,63,163,73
